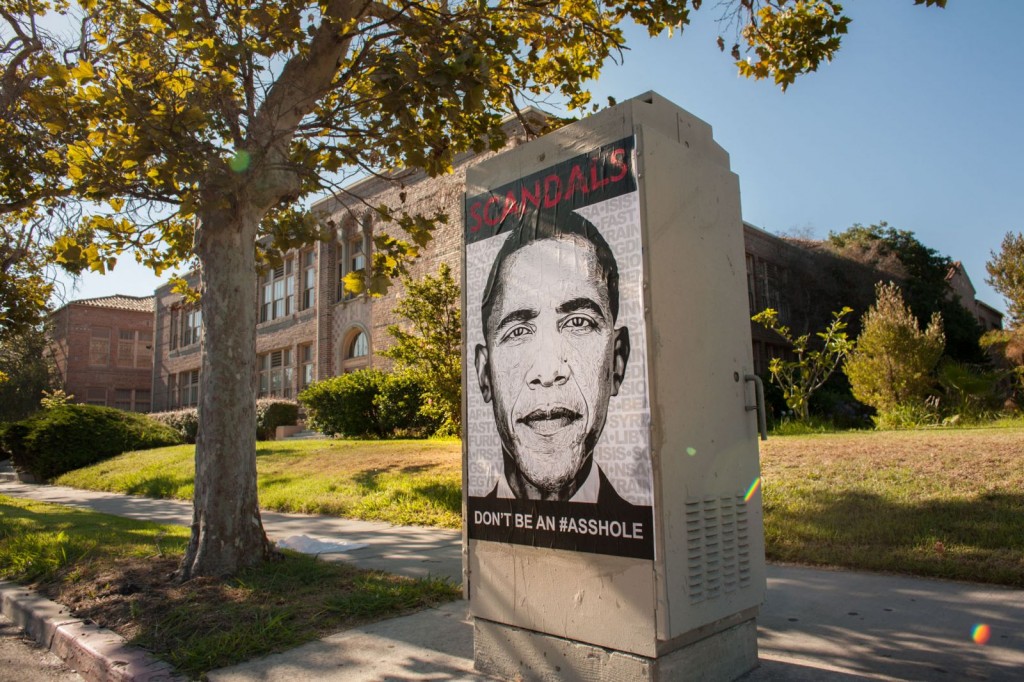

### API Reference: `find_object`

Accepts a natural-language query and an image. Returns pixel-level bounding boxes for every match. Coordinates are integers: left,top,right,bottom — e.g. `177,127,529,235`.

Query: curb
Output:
0,580,183,682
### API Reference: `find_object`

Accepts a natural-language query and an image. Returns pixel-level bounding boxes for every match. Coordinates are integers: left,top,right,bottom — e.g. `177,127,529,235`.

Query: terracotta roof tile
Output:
72,294,155,313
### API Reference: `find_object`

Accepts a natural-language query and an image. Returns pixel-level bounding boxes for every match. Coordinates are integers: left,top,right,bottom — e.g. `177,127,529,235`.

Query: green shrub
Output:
375,372,437,438
936,361,1003,423
872,399,941,430
845,282,945,424
299,370,433,438
3,404,183,480
256,399,299,440
300,370,386,438
149,408,200,443
0,422,25,459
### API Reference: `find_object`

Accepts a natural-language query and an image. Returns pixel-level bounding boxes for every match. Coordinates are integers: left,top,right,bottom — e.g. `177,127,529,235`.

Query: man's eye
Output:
500,325,533,343
562,315,597,332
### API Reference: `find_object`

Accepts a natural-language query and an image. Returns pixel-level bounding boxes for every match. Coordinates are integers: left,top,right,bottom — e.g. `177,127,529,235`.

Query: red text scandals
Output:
467,146,631,234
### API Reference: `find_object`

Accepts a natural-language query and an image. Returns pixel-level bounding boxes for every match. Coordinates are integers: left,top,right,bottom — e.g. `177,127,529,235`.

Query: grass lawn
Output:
52,428,1024,586
760,427,1024,587
0,494,459,679
56,439,463,528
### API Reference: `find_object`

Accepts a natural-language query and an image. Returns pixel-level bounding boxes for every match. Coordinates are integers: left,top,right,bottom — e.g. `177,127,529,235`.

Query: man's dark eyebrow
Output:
556,297,606,320
496,308,538,333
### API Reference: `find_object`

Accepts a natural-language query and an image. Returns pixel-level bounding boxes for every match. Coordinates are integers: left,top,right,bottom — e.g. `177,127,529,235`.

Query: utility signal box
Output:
462,92,767,681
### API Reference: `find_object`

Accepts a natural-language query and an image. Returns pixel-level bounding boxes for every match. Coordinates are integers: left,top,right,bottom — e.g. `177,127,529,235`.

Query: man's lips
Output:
517,406,582,436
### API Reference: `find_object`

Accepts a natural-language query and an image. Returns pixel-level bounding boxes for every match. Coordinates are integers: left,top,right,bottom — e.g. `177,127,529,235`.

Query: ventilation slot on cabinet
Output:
686,494,752,604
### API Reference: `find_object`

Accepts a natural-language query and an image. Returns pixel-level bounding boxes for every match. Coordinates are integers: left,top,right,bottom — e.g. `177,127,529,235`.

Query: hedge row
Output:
0,404,183,480
148,399,299,443
298,370,437,438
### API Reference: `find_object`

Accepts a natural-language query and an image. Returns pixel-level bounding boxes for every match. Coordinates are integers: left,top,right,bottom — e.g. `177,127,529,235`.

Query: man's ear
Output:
611,326,630,396
475,344,492,403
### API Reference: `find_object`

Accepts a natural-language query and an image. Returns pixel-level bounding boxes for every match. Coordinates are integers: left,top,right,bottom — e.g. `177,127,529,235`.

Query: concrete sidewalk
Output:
1,477,1022,681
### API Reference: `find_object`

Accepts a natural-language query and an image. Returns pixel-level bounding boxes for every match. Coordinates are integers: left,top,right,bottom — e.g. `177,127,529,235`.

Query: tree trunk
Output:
178,201,272,580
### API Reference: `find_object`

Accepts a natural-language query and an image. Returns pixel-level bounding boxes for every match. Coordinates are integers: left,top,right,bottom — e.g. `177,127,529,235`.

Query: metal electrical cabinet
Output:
462,92,766,681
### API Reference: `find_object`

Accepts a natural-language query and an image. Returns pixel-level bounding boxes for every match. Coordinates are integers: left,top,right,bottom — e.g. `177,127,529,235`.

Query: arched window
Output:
349,331,368,359
341,328,370,373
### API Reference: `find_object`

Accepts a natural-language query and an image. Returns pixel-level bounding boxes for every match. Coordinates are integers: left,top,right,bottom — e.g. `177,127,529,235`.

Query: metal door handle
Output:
744,375,768,441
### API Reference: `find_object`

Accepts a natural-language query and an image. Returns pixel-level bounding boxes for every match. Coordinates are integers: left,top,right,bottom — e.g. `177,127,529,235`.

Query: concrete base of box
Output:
474,617,758,682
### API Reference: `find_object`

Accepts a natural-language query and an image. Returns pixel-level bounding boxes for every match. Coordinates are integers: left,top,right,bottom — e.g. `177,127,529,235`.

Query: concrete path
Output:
2,477,1022,681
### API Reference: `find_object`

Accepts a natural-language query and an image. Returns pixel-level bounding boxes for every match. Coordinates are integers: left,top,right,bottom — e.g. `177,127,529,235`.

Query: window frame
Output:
257,348,295,398
261,259,296,322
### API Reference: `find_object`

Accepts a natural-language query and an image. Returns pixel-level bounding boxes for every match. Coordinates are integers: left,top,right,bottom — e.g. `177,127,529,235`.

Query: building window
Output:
114,389,133,411
138,331,153,368
89,326,110,366
341,329,369,373
261,259,295,322
746,254,757,315
179,369,199,407
350,331,368,359
258,349,294,398
180,308,201,347
86,386,106,406
116,329,154,368
169,308,179,351
756,261,788,323
299,344,314,389
114,389,150,412
339,229,367,302
301,250,316,310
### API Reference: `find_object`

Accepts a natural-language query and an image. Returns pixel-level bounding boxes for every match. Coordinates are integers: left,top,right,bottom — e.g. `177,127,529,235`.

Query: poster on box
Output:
465,136,655,560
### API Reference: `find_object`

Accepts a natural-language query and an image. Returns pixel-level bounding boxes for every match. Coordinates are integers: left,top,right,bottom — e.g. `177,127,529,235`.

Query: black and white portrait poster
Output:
465,137,655,560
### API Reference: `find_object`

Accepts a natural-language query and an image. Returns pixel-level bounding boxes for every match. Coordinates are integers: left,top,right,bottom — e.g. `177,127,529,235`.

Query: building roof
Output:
61,294,155,313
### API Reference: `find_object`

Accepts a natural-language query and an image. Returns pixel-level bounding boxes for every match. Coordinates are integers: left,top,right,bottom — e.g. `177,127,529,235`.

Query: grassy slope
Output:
56,439,463,527
54,429,1024,586
760,427,1024,586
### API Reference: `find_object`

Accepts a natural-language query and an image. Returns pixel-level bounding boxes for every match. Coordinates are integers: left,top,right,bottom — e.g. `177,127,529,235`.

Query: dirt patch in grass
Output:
38,553,459,679
48,556,195,637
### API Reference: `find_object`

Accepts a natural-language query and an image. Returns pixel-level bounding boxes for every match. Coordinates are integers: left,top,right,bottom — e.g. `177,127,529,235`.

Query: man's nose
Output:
528,351,570,388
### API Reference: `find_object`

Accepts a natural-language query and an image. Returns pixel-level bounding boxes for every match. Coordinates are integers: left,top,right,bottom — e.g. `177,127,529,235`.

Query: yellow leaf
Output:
70,61,95,82
109,198,125,212
139,14,165,29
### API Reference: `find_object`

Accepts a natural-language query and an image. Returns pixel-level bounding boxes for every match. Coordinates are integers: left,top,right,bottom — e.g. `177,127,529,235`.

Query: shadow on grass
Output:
766,489,1024,586
125,475,188,499
352,466,398,492
411,482,461,513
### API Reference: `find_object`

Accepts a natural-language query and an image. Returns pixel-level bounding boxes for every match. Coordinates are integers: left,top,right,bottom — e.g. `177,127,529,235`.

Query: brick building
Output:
946,261,1004,332
147,125,1003,410
47,295,155,412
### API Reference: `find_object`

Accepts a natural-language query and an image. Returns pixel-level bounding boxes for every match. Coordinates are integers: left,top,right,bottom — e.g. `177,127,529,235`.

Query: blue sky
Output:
63,0,1023,315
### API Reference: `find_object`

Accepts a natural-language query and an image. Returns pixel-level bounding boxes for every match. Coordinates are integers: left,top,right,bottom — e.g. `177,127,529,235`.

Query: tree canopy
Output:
986,231,1024,328
1,0,950,578
827,222,982,362
382,263,461,436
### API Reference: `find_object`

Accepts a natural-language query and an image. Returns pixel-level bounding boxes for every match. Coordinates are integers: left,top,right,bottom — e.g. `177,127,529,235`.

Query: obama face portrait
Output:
474,212,630,503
